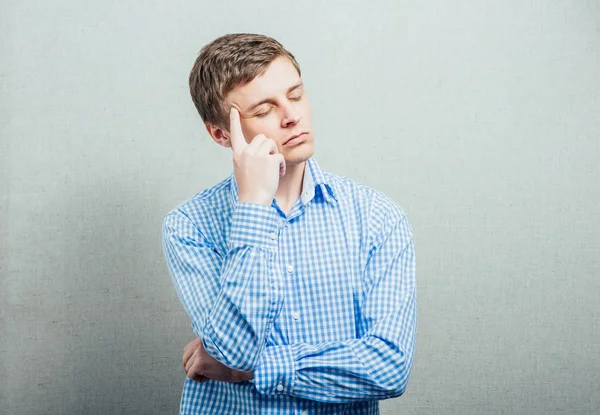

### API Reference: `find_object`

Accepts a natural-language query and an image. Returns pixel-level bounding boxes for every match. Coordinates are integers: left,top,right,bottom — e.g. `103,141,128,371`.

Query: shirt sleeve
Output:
252,212,417,403
162,202,284,372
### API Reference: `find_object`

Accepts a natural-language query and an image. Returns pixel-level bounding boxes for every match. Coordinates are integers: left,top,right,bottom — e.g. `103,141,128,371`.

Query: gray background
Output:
1,0,599,414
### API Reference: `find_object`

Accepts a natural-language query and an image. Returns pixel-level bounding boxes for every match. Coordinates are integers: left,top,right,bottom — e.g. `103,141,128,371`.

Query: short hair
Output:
189,33,302,130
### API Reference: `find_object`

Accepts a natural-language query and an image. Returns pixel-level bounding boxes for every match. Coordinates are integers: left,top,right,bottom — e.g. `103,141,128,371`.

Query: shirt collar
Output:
229,156,338,207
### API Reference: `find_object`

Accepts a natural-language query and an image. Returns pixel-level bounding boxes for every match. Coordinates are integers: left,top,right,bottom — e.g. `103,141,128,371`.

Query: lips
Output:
284,132,307,146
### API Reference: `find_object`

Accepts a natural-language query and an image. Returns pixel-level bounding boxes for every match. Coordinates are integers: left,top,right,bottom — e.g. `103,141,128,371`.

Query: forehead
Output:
228,57,302,105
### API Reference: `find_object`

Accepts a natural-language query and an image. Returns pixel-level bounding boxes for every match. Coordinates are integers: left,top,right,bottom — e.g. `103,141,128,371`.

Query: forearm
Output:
253,292,417,403
251,230,418,403
164,203,285,372
200,244,281,371
197,202,284,371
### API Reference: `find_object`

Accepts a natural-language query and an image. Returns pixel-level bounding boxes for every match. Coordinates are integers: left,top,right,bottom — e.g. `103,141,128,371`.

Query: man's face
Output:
224,56,314,167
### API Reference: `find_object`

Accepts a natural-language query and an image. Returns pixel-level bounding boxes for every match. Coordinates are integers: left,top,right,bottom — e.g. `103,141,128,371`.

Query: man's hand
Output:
229,107,286,206
182,337,254,383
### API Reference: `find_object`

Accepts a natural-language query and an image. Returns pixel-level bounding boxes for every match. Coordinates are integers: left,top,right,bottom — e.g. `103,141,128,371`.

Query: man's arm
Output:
251,212,417,403
162,202,283,372
164,107,288,373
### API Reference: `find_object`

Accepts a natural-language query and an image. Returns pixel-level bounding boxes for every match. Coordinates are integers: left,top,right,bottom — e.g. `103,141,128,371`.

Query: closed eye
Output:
255,109,271,118
254,94,302,117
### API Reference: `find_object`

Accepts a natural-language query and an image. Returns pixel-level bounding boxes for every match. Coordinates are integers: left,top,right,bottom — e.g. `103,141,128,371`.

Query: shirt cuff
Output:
227,202,280,251
253,345,295,395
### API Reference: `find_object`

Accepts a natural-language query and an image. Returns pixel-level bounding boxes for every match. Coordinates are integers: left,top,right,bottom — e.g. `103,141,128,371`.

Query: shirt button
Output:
301,411,308,415
292,311,300,320
287,264,294,273
276,383,284,392
269,232,277,240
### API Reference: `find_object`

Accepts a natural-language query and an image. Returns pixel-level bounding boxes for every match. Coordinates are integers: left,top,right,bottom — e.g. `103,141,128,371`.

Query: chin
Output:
284,144,314,166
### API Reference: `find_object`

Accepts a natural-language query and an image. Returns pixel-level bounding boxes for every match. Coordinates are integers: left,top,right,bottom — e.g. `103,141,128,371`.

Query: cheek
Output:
245,118,277,139
300,99,312,116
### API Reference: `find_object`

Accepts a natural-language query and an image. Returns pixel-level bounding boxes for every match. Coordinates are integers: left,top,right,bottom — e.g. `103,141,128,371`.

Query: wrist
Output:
238,193,272,206
234,370,254,383
227,202,280,250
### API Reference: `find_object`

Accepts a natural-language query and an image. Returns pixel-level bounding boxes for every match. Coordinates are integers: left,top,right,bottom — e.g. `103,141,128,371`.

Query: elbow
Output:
377,369,411,400
375,347,414,399
384,376,409,399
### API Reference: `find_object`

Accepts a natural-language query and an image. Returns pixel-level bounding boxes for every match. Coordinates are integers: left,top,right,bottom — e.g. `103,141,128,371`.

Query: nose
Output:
281,101,301,127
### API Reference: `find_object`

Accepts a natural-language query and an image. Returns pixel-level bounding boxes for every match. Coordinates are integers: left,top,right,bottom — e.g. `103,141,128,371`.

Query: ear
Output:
205,122,232,148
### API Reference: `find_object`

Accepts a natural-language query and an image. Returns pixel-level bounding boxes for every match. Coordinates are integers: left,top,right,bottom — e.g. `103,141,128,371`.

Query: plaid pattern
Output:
162,156,417,414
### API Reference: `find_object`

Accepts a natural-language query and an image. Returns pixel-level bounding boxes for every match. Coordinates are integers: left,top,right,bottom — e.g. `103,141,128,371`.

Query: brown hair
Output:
189,33,302,130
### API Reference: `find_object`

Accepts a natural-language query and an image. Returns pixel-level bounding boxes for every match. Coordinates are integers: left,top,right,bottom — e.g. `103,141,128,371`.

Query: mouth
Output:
284,132,308,146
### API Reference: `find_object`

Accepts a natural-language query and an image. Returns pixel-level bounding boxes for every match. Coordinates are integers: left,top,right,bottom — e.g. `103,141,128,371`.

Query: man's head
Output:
189,33,314,166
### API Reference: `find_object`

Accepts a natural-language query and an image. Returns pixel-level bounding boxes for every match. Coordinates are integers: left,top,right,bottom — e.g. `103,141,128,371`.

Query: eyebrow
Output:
244,82,304,113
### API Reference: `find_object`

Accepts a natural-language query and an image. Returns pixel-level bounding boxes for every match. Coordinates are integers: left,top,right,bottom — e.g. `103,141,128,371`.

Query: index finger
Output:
229,107,247,152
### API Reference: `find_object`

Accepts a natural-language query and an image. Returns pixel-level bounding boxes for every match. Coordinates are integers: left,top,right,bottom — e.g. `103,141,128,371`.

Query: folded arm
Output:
252,214,417,403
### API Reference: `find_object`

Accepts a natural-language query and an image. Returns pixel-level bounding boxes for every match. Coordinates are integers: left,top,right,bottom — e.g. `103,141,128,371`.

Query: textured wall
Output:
1,0,599,414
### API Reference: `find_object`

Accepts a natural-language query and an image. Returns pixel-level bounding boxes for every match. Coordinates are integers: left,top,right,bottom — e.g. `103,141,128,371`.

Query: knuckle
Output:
197,364,206,375
232,151,244,162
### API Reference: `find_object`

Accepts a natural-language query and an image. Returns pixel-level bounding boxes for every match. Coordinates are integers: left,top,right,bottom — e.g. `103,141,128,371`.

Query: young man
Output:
162,33,417,414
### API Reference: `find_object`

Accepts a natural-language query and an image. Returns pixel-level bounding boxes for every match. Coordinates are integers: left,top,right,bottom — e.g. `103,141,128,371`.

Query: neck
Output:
275,160,306,207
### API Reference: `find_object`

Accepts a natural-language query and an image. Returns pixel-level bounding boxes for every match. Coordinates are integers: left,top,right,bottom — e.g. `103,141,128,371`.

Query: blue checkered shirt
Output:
162,156,417,414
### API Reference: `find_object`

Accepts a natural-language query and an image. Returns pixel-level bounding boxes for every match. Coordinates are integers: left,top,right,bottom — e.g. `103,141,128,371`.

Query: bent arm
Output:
162,202,284,371
253,217,417,403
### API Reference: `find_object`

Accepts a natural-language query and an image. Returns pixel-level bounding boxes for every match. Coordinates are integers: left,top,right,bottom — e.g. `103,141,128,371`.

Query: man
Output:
162,33,417,414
